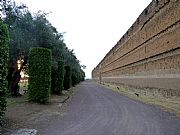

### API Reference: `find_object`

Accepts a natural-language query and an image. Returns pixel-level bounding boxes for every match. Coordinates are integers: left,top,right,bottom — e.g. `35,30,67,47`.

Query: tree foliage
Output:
57,60,64,94
64,66,72,90
51,60,65,94
1,0,85,97
51,66,58,94
0,20,9,118
28,48,52,103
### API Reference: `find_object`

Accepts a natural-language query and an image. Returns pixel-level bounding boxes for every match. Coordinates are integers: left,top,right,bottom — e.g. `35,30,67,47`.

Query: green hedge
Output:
80,69,85,82
63,66,71,90
51,60,64,94
28,47,52,103
71,69,79,86
72,68,85,86
56,60,64,94
0,21,9,118
51,66,58,93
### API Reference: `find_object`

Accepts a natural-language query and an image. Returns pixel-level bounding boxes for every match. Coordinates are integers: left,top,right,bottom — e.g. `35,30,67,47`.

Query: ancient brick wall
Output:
92,0,180,90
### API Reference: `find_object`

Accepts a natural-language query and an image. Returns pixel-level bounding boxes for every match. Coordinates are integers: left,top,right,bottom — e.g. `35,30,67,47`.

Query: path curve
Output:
40,81,180,135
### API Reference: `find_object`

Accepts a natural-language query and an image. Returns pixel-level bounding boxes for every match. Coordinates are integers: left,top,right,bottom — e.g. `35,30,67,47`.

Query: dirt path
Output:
1,90,73,135
38,81,180,135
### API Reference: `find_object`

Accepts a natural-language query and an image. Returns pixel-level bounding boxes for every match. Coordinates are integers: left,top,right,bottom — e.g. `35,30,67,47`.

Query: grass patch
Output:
7,94,28,107
6,89,72,107
100,82,180,117
19,82,28,90
19,82,28,95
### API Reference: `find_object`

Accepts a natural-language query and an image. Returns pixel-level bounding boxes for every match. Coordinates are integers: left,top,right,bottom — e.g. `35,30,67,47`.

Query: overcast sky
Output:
16,0,152,78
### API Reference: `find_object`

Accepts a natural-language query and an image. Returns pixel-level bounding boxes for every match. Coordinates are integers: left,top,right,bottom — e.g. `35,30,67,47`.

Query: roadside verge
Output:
99,82,180,117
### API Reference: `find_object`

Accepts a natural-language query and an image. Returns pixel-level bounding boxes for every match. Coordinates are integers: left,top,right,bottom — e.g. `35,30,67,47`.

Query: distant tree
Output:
64,49,85,86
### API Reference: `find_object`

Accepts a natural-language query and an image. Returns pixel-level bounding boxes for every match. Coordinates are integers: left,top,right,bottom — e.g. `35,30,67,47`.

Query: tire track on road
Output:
41,81,180,135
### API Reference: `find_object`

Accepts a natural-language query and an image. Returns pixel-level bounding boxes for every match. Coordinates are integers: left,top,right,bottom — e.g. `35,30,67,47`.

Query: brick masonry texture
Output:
92,0,180,91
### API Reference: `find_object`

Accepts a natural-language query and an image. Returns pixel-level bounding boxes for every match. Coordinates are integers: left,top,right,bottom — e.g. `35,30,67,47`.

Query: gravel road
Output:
40,81,180,135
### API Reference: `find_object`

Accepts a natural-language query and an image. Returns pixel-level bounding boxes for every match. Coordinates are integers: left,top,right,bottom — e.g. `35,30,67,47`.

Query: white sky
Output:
16,0,152,78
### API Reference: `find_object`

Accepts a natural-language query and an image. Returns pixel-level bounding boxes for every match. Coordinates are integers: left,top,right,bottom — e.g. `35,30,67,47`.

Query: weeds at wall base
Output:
100,82,180,117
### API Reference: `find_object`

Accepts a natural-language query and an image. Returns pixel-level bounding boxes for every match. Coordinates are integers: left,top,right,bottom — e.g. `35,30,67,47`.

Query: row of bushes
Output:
28,48,85,103
0,21,9,118
0,35,85,118
52,62,85,94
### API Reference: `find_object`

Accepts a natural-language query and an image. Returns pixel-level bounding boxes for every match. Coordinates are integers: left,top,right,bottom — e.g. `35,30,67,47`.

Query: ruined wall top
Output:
96,0,173,69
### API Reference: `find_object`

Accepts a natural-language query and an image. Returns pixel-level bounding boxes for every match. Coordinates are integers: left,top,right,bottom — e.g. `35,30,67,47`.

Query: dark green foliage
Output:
28,47,52,103
72,68,85,86
80,69,85,82
51,66,58,94
79,69,85,82
0,20,9,118
56,60,64,94
51,60,64,94
71,69,78,86
63,66,71,90
64,49,85,87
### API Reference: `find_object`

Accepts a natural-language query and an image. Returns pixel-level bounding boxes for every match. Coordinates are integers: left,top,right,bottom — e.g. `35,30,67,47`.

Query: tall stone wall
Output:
92,0,180,90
